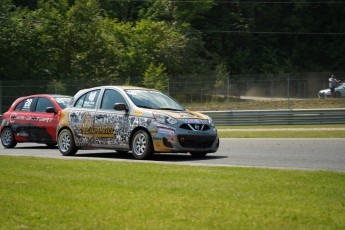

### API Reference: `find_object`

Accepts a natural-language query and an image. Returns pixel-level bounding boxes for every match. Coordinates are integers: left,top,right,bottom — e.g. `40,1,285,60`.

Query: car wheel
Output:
58,129,78,156
335,92,341,98
190,152,208,158
131,130,153,160
1,127,17,148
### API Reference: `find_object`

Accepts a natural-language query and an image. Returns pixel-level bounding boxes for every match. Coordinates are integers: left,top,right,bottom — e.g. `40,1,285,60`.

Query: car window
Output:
75,90,100,109
20,98,35,112
14,100,24,111
36,97,55,112
54,97,72,109
125,90,184,111
100,89,127,110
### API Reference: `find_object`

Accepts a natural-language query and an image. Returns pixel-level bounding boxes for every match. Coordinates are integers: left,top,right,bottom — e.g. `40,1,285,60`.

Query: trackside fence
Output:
202,108,345,126
2,109,344,126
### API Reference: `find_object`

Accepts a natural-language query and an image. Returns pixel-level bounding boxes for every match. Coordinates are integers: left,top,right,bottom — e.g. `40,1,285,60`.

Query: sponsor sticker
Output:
158,128,175,135
183,119,203,124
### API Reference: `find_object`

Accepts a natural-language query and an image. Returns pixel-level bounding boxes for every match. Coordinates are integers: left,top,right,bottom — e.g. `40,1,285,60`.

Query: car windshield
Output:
54,97,72,109
125,89,185,111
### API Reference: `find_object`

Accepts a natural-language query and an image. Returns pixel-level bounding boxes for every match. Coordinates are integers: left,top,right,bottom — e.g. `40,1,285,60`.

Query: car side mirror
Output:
45,107,56,113
114,103,128,112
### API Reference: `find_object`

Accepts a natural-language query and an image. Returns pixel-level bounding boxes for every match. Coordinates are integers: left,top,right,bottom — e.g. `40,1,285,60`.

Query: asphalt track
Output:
1,138,344,172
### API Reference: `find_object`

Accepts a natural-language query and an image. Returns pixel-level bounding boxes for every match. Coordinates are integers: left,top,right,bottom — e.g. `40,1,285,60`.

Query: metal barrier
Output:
1,109,345,126
201,108,345,126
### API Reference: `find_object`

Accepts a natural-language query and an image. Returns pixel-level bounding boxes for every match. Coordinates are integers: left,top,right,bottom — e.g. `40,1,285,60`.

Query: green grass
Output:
185,98,345,111
217,124,345,138
0,156,344,229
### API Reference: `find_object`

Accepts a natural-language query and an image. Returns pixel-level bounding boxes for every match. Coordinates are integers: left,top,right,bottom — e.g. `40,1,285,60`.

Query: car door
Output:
29,96,58,143
9,97,37,142
93,89,130,149
68,89,101,147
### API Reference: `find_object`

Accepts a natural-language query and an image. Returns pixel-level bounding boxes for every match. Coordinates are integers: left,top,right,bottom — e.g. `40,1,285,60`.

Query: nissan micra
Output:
57,86,219,159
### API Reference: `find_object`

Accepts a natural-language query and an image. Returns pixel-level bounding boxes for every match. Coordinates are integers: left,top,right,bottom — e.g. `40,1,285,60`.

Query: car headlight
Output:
153,113,177,125
205,115,213,124
206,115,215,127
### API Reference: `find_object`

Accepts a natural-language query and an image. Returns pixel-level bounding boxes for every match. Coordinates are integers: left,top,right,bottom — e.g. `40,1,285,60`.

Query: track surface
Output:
0,139,344,172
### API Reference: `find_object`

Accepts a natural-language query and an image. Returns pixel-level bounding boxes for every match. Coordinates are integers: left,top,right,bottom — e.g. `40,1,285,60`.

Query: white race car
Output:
318,83,345,98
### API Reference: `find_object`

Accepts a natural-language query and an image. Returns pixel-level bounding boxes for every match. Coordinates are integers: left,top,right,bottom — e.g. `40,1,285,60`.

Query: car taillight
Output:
58,111,62,120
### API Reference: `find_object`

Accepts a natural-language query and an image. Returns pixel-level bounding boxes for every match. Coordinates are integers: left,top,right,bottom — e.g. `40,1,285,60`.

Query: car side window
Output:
75,90,100,109
19,98,35,112
14,100,24,111
101,89,127,110
36,97,55,112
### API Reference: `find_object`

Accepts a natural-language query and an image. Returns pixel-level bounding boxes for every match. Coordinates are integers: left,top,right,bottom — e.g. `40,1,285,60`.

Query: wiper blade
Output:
159,107,184,111
137,105,155,109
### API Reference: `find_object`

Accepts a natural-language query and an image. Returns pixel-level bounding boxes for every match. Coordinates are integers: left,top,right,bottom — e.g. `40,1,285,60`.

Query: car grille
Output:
179,124,210,131
177,135,216,149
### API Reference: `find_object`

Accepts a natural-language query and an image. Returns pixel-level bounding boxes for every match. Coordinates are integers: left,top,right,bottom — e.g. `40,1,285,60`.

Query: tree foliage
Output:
1,0,345,89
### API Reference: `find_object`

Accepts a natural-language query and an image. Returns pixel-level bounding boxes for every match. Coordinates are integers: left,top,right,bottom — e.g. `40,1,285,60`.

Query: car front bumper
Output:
149,123,219,154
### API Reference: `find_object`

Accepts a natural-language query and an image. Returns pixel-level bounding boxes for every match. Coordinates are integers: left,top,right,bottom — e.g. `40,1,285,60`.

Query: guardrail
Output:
1,109,345,127
201,108,345,126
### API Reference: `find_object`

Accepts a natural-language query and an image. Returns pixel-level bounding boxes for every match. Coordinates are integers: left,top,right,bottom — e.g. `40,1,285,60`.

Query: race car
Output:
57,86,219,159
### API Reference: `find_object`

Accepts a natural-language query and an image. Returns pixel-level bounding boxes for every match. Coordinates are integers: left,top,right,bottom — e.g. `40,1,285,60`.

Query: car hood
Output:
135,109,209,120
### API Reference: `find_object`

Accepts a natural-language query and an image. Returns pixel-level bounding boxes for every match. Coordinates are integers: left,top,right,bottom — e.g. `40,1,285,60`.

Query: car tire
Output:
335,92,341,98
131,130,154,160
190,152,208,158
58,129,78,156
1,127,17,148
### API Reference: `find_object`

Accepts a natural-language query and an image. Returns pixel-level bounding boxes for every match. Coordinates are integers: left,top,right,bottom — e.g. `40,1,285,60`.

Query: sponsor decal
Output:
156,124,176,131
9,113,53,123
10,113,17,123
167,134,177,144
151,128,157,137
133,110,143,116
183,119,204,124
178,112,195,117
158,128,175,135
17,131,29,137
69,110,153,146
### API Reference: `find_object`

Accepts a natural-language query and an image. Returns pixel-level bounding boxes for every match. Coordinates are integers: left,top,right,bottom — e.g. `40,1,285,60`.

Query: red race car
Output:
0,94,72,148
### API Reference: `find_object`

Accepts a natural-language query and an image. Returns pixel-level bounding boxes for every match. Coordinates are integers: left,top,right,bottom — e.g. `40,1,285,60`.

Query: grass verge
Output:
185,98,345,111
217,124,345,138
0,156,344,229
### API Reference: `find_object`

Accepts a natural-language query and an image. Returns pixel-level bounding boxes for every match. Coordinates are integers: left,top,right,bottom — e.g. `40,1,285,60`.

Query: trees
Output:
1,0,344,88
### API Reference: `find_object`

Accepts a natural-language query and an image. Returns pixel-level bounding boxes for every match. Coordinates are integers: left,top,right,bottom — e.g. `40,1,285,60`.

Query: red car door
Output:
29,96,59,143
9,97,37,142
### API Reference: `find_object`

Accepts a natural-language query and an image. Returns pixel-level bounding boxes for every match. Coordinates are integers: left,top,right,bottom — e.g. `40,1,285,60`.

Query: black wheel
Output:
1,127,17,148
131,130,154,160
58,129,78,156
335,92,341,98
190,152,208,158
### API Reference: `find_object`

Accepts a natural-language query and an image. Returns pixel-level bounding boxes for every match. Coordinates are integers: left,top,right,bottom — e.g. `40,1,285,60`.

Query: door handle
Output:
31,117,38,120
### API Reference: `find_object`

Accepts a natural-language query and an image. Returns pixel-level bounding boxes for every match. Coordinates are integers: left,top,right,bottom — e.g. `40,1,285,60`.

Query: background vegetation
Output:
1,0,345,112
1,0,345,85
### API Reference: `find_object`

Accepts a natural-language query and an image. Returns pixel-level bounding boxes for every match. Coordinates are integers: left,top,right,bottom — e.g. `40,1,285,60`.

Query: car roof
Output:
17,94,71,98
74,86,155,94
